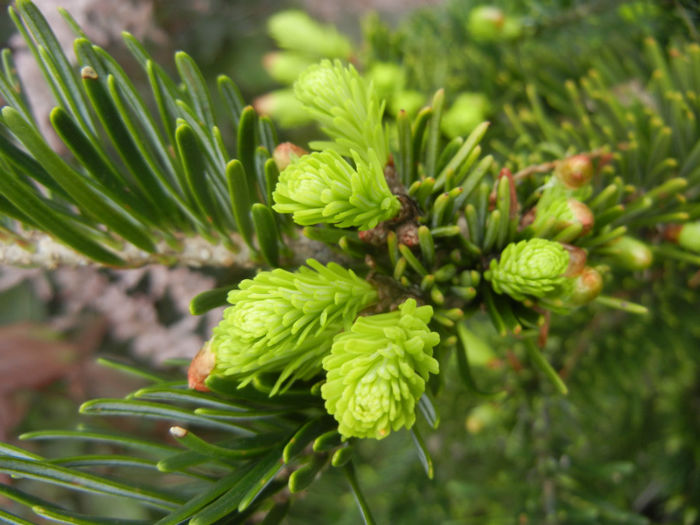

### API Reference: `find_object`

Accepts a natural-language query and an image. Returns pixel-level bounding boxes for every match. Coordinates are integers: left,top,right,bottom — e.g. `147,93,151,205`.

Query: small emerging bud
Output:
441,92,490,139
273,142,308,171
554,155,594,189
565,199,594,234
358,226,388,246
253,90,310,128
263,52,315,85
678,221,700,253
467,6,522,42
565,266,603,306
396,221,419,247
267,10,352,59
188,342,215,392
466,404,499,434
601,236,653,271
663,224,683,243
533,188,593,241
563,245,587,277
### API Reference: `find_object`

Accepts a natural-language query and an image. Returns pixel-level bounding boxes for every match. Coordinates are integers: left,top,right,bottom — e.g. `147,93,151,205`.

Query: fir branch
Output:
0,230,338,269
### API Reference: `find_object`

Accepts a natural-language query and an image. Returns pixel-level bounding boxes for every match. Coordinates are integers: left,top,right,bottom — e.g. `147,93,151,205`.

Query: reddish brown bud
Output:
253,93,274,115
188,342,215,392
396,221,419,247
358,226,388,246
567,266,603,306
562,245,587,277
520,207,536,228
273,142,308,171
262,52,278,72
663,224,683,243
566,199,594,234
555,155,593,189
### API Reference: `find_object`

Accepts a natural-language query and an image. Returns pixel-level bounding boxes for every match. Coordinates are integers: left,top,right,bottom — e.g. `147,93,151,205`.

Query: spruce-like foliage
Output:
210,259,378,392
272,149,399,230
294,59,389,163
322,299,440,440
484,238,572,301
1,1,699,523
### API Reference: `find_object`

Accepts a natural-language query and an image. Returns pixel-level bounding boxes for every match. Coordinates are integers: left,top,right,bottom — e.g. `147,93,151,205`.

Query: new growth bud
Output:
263,52,315,85
441,92,490,138
322,299,440,440
273,142,308,171
466,403,500,434
294,59,388,164
565,266,603,306
554,155,594,189
267,10,352,59
273,149,400,230
533,186,594,240
563,245,588,277
485,239,571,301
467,6,522,42
188,342,215,392
566,199,594,234
207,259,378,393
678,221,700,253
253,90,310,128
600,236,653,271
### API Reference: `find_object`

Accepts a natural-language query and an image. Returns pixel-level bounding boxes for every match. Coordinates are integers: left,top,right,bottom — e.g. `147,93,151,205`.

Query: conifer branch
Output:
0,230,336,269
1,1,699,523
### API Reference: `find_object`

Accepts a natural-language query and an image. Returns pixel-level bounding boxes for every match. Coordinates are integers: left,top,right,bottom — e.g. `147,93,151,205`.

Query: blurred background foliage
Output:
0,0,698,523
